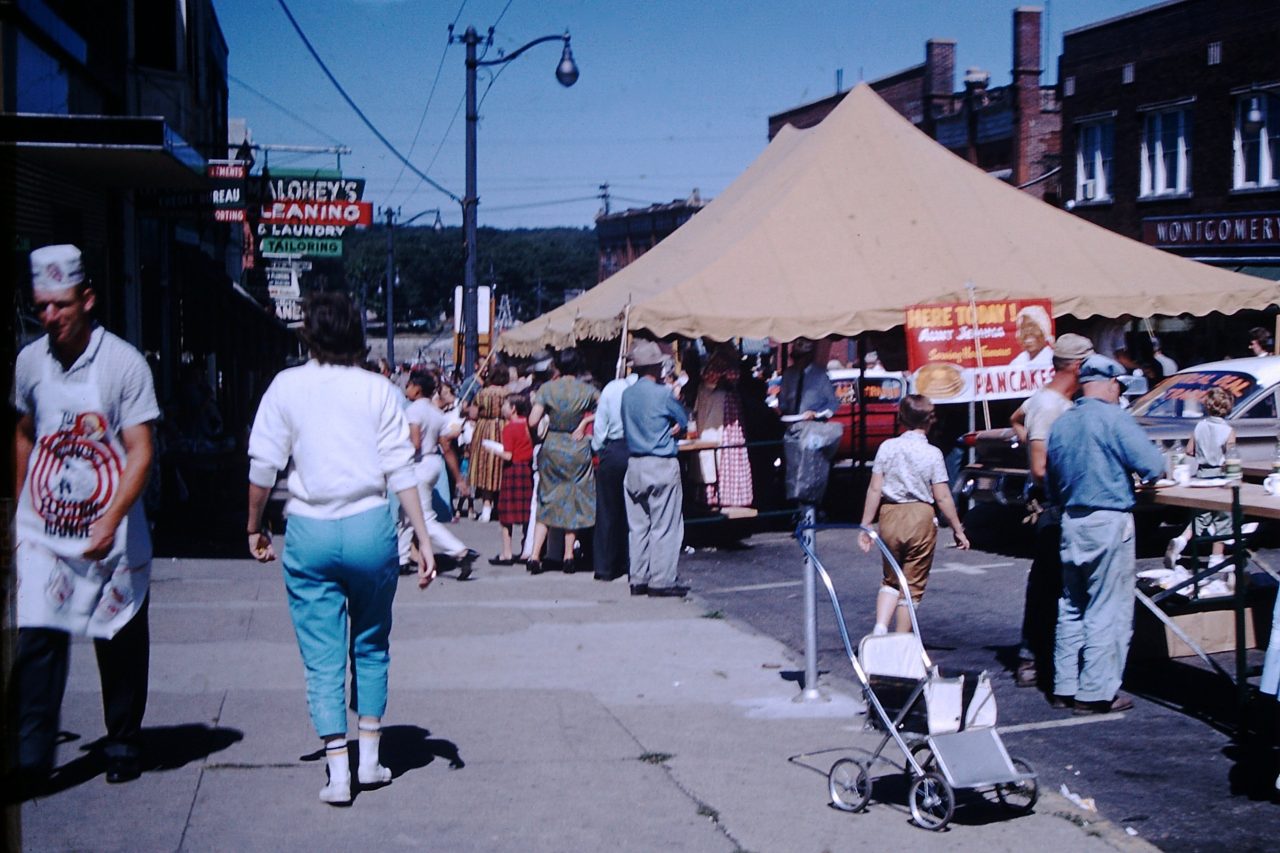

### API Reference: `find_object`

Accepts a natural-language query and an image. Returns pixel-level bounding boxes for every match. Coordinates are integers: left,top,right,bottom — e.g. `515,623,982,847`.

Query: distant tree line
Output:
342,225,597,328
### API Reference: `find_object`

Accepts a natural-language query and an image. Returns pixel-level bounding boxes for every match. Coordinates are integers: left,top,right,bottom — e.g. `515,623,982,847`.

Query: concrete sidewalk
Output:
15,519,1152,852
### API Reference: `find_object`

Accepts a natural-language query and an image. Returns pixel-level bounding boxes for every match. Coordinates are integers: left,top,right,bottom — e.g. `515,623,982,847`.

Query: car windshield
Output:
1130,370,1261,419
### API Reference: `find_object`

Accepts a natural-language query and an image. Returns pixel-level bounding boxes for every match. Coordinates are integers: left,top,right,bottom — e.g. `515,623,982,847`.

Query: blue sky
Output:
220,0,1157,229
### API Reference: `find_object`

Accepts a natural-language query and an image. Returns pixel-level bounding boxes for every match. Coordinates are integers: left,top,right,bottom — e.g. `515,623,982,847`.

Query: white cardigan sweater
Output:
248,361,417,520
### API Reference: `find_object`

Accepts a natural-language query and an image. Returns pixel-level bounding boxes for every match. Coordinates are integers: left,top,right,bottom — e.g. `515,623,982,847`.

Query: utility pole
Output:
598,182,611,215
384,207,397,365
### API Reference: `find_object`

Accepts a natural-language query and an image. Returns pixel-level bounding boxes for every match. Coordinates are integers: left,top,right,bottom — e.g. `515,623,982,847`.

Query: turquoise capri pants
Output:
282,504,399,738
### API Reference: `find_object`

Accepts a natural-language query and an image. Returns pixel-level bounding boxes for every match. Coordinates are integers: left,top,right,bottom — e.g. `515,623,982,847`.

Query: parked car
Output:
827,368,908,465
956,355,1280,507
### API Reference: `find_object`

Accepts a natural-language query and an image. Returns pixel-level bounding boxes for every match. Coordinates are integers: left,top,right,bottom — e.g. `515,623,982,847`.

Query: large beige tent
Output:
499,83,1276,356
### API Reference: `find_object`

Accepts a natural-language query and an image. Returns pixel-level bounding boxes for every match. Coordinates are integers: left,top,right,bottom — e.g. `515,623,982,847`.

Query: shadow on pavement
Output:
380,725,464,774
25,724,244,801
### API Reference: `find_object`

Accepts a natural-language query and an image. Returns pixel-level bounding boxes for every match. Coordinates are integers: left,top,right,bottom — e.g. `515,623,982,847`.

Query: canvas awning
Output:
500,84,1277,356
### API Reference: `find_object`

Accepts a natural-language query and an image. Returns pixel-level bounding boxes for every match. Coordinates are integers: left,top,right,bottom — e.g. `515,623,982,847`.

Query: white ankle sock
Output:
872,623,889,636
319,742,351,804
357,723,392,785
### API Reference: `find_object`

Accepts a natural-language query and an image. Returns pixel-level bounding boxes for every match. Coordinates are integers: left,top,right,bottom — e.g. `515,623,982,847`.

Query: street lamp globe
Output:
556,41,579,87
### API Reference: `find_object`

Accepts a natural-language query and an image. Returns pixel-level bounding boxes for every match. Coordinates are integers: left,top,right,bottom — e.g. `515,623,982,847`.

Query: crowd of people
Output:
13,244,1280,807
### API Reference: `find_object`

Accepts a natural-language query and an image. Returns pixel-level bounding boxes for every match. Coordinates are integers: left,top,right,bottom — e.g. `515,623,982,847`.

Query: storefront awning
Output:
0,113,205,189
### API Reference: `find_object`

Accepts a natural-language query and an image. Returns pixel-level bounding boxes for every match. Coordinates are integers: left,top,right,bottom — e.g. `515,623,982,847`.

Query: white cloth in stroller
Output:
859,633,998,734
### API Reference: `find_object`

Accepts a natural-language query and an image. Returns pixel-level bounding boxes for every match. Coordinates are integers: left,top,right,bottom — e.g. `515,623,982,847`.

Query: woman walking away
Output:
526,348,599,574
246,292,436,805
859,394,969,633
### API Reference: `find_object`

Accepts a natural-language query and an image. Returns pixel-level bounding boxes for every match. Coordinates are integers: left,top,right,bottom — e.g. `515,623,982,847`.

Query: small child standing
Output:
455,402,478,521
858,394,970,633
490,394,534,565
1165,387,1235,569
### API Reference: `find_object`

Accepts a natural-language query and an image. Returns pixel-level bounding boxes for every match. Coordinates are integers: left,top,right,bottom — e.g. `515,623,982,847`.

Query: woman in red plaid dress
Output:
490,394,534,564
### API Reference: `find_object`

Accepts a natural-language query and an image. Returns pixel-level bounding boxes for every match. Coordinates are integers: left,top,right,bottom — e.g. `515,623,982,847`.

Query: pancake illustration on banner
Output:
914,362,965,400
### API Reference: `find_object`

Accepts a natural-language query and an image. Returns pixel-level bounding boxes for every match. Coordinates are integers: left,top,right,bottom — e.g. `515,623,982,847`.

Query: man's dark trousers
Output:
594,438,630,579
12,596,150,774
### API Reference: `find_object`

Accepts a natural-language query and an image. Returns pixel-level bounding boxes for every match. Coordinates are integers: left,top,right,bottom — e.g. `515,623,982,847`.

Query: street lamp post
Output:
382,206,444,366
454,24,578,380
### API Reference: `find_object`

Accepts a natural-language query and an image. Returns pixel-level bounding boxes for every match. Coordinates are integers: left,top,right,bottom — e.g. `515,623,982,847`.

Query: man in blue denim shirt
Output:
1046,355,1164,715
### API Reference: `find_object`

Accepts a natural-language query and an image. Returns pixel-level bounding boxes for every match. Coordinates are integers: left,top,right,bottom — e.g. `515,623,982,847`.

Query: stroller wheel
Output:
828,758,872,812
906,740,936,776
996,757,1039,813
909,772,954,830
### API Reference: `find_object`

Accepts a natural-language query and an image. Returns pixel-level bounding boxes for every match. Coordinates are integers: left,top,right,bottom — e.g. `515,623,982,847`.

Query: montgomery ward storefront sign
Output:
1143,212,1280,248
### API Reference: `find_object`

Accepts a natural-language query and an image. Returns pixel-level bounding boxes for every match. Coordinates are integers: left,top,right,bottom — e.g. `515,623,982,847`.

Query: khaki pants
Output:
878,501,937,603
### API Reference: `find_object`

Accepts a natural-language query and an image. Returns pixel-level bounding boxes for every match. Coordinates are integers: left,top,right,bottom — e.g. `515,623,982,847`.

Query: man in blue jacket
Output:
1046,355,1164,715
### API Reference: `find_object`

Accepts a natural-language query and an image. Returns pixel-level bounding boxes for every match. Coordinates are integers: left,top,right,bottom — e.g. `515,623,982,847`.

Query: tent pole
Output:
616,303,632,379
965,282,991,429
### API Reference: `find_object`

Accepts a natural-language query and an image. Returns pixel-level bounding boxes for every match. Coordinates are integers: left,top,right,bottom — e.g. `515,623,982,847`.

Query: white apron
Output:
15,343,151,639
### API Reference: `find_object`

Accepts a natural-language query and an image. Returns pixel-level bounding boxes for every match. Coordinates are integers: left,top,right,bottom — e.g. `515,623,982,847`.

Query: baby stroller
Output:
796,523,1038,830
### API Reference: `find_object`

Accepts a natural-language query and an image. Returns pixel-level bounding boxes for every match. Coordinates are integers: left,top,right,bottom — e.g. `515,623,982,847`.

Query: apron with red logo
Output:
15,343,150,638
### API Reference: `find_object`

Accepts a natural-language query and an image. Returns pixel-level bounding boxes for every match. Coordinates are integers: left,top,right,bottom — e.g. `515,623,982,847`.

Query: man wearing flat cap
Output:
1008,332,1093,691
11,244,160,789
1045,355,1163,716
620,340,689,597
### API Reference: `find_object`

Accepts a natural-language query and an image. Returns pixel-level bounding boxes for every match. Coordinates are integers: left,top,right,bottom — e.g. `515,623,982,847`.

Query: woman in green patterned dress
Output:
526,348,599,574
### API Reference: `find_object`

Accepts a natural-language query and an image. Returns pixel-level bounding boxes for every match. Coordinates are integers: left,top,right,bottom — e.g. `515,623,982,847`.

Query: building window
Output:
1207,42,1221,66
1234,93,1280,190
1141,108,1191,197
1076,121,1114,202
1064,76,1076,97
1122,63,1135,85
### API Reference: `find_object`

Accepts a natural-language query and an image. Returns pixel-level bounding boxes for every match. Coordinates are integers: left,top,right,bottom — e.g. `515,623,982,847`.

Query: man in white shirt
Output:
12,244,159,789
1008,332,1093,692
592,363,639,581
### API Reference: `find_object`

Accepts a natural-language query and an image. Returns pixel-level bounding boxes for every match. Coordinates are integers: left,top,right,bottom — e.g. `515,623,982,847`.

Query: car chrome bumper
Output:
957,466,1028,507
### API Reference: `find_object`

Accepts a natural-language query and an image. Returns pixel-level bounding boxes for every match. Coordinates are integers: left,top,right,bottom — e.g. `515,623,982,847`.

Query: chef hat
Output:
30,244,85,294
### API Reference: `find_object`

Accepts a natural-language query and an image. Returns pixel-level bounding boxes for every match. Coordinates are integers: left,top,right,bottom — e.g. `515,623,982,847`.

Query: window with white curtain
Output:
1140,108,1191,197
1234,92,1280,190
1076,120,1114,202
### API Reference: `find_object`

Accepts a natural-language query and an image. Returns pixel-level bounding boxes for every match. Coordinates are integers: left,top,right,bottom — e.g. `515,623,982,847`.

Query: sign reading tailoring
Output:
256,170,370,259
905,298,1056,403
1143,212,1280,248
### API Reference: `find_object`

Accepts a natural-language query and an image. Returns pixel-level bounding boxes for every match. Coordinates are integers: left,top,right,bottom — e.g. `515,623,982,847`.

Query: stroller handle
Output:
794,522,933,672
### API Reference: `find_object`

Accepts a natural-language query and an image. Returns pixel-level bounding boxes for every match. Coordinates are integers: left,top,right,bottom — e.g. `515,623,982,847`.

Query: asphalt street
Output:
681,504,1280,852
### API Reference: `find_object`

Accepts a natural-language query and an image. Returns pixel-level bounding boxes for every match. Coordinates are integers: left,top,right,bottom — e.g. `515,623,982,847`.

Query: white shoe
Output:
319,774,351,804
871,624,889,636
358,764,392,785
479,505,492,522
1207,554,1226,569
1164,536,1187,569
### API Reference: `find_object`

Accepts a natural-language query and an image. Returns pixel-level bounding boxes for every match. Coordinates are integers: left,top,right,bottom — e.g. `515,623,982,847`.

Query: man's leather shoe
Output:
1049,693,1074,710
105,755,141,784
1072,694,1134,716
647,584,689,598
630,584,649,596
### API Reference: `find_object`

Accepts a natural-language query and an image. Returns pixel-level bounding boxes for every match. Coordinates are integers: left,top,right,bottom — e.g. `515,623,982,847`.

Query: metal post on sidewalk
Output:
795,504,829,703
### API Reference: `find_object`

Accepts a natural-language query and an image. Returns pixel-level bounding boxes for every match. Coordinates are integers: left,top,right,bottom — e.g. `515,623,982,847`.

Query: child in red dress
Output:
490,394,534,565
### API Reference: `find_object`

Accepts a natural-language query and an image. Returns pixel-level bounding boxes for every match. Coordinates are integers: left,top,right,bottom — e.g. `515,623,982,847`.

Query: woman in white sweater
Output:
246,292,435,805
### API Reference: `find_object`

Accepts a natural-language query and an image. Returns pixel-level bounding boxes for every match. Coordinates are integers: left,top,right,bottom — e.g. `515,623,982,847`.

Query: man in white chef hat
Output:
11,244,160,791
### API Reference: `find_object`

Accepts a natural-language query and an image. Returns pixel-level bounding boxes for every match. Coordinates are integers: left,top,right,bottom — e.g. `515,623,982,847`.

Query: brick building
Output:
768,7,1062,203
1059,0,1280,277
595,189,705,282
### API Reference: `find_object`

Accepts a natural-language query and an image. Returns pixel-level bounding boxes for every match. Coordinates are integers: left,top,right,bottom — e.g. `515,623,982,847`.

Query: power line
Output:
482,195,598,213
275,0,460,204
388,0,469,203
229,73,346,146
